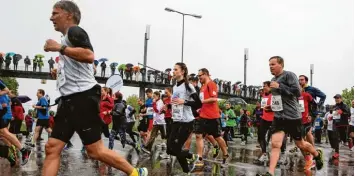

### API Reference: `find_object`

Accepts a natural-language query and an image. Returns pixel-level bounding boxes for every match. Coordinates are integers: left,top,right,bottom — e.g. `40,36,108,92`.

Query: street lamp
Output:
165,7,202,63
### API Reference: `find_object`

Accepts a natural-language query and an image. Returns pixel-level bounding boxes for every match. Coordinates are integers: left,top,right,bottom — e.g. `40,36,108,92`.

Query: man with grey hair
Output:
42,1,148,176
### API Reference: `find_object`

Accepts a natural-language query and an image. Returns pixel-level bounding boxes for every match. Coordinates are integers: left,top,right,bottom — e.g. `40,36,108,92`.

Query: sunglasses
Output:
198,73,205,77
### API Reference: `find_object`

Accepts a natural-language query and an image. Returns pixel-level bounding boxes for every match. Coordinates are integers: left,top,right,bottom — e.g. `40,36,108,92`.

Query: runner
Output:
137,98,149,146
143,91,166,152
0,80,31,165
195,68,229,167
100,87,114,139
349,100,354,151
145,89,154,132
257,56,323,176
325,107,336,151
9,90,24,136
314,114,324,144
42,1,147,175
163,87,173,143
166,62,200,173
125,103,139,143
330,94,350,162
28,89,52,148
255,81,274,164
224,102,237,141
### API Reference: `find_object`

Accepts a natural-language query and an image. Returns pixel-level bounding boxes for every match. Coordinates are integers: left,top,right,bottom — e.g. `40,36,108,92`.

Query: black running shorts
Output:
36,119,50,129
51,85,103,145
270,118,303,141
138,116,149,132
193,118,222,138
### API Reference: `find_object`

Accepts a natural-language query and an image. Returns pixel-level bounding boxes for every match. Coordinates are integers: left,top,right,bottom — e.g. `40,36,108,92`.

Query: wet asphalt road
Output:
0,132,353,176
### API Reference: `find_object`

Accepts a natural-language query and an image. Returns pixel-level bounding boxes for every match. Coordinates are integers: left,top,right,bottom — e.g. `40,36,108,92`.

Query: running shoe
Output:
241,141,246,146
137,167,148,176
258,153,268,162
159,153,170,160
332,152,339,159
212,146,220,159
222,154,229,168
7,147,17,167
188,154,199,172
304,155,315,170
256,172,273,176
141,146,151,154
195,160,204,169
314,149,324,170
20,148,32,166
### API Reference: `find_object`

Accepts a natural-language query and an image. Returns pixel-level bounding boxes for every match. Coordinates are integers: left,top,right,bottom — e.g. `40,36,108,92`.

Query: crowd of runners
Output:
0,1,353,176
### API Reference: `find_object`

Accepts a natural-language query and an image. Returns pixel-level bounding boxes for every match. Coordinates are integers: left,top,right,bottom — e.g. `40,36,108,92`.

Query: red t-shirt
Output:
299,92,313,124
199,81,220,119
163,96,172,118
262,93,274,122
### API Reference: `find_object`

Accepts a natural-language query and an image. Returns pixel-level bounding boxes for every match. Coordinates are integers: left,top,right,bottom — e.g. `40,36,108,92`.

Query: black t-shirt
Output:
67,26,94,51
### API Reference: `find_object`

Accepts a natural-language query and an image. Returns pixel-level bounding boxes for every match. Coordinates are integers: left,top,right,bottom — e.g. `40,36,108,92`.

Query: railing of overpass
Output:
0,60,261,101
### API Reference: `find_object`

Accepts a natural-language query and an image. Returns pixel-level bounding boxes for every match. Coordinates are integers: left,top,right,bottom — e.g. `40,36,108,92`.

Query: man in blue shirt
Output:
145,88,154,131
0,80,32,165
28,89,51,147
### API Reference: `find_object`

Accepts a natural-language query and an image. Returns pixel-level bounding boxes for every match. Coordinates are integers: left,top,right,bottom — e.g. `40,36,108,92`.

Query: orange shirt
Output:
199,81,220,119
262,93,274,122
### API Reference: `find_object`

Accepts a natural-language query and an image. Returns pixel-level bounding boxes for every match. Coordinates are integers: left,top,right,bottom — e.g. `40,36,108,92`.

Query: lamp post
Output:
165,7,202,63
310,64,314,86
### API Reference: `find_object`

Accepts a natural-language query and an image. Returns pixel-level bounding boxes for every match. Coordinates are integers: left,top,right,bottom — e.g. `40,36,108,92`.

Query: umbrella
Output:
133,66,140,72
35,54,45,58
94,60,99,66
118,64,126,70
235,81,242,85
126,63,133,68
110,62,118,67
165,68,172,72
6,52,16,57
17,95,31,103
147,70,154,75
98,58,108,62
13,54,22,60
0,52,5,57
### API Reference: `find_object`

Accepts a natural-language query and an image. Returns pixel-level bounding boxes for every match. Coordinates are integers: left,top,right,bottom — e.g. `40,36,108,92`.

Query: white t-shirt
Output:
153,99,165,125
172,82,196,123
350,107,354,126
325,112,333,131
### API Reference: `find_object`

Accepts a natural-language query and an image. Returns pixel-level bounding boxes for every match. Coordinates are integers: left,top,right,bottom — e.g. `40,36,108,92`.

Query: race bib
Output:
271,95,283,112
172,104,184,121
298,100,305,112
146,107,154,116
332,111,340,120
261,98,268,108
199,92,204,101
315,121,320,127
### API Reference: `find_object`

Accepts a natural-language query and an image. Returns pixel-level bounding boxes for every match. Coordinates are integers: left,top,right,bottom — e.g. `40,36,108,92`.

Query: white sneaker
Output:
258,154,268,162
250,133,254,139
241,141,246,146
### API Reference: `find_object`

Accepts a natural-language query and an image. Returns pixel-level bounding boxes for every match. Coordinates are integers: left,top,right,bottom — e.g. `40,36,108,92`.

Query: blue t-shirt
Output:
0,95,12,120
36,97,49,119
221,112,226,128
314,117,323,130
145,98,153,119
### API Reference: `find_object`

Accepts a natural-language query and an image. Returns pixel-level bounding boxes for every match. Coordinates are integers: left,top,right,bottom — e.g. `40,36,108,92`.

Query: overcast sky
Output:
0,0,353,108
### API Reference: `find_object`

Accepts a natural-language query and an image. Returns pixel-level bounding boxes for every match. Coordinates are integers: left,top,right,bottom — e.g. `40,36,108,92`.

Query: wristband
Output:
60,45,67,55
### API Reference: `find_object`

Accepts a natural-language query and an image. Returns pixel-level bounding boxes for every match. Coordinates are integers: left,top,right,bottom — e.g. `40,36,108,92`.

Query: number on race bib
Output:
172,104,184,121
146,107,154,116
315,122,320,127
261,98,268,108
271,95,283,112
332,111,341,120
298,100,305,112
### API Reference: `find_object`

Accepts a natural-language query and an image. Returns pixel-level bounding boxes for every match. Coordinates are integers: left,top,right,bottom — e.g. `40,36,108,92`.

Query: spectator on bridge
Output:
110,63,116,76
13,56,19,71
218,80,222,92
24,56,31,71
33,56,38,72
125,67,133,81
5,54,11,70
100,61,106,77
0,55,3,70
48,57,55,72
38,57,44,72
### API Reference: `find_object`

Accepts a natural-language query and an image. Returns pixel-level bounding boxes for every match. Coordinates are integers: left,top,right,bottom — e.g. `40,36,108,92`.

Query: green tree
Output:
0,77,19,95
341,87,354,107
126,94,140,115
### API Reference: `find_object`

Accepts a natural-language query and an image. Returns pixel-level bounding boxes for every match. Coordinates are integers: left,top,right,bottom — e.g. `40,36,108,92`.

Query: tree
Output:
341,87,354,107
0,77,19,95
126,94,140,115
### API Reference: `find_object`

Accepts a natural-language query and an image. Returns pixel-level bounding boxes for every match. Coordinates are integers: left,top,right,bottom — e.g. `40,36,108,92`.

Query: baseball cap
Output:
333,94,342,99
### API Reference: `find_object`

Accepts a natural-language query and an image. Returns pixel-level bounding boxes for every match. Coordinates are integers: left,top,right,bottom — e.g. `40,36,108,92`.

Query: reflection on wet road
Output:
0,133,353,176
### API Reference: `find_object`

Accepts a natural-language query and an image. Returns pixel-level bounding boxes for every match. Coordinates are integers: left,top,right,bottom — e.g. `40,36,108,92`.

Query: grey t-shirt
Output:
271,70,302,120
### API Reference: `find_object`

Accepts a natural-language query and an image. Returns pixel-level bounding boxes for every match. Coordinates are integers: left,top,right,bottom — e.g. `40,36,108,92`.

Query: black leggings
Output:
240,127,248,143
102,124,110,138
9,119,23,134
258,119,273,153
331,127,348,153
165,118,173,140
126,122,139,143
315,129,322,143
167,121,194,173
328,130,337,150
337,126,348,143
